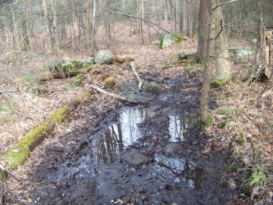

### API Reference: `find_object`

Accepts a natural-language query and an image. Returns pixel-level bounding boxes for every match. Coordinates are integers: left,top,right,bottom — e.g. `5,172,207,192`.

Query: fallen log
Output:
88,84,147,104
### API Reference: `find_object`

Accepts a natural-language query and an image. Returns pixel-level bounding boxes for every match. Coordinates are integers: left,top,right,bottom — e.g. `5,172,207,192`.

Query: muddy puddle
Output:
5,82,236,205
92,107,197,164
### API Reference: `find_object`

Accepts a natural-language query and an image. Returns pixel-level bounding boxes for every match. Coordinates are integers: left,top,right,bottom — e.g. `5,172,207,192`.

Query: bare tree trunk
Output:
200,0,216,124
11,6,21,51
254,0,272,80
104,0,111,46
213,0,231,86
50,0,60,54
85,0,97,53
42,0,54,52
196,0,209,63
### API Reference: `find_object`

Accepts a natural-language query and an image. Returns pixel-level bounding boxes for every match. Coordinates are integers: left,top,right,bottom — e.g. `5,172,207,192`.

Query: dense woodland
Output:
0,0,273,204
0,0,271,53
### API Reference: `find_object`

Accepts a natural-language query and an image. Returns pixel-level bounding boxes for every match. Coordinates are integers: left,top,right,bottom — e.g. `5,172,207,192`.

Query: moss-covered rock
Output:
159,34,185,49
47,59,93,79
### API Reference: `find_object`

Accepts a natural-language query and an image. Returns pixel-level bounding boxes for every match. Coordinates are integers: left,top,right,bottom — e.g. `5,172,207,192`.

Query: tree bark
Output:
43,0,54,52
196,0,209,63
200,0,216,124
213,0,231,85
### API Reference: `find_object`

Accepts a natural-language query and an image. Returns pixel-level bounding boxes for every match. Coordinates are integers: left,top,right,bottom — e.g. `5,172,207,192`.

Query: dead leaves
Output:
228,178,237,190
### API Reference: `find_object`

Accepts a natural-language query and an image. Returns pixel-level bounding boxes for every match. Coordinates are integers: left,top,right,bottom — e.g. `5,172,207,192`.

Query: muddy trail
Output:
5,74,236,205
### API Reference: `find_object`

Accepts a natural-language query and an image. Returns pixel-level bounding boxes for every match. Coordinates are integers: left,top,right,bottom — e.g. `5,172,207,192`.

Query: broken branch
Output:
130,62,143,90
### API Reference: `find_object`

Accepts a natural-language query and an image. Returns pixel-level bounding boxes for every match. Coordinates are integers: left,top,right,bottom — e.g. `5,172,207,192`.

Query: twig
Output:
88,84,147,104
0,163,19,181
130,62,143,90
213,0,239,10
0,89,18,94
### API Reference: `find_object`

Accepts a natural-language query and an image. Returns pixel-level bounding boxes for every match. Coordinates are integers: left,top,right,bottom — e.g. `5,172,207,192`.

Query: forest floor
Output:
0,24,273,204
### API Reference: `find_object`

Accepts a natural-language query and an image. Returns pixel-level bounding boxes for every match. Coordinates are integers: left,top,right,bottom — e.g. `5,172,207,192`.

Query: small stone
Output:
192,140,198,145
121,149,149,166
164,143,182,156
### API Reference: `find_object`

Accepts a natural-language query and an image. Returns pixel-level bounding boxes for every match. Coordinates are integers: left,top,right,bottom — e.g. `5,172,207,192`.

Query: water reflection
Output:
92,107,197,164
93,107,153,163
155,154,205,190
168,112,197,142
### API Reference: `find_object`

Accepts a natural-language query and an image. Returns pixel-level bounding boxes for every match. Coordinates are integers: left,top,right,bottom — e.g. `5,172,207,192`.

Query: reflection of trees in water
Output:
156,155,205,190
96,107,153,163
169,112,197,142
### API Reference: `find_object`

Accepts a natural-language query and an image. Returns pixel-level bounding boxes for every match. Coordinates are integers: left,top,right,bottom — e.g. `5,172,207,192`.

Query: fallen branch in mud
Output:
88,84,147,104
130,62,143,90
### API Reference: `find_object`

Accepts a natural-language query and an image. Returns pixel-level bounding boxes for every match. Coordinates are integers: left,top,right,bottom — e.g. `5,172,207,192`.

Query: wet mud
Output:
5,76,236,205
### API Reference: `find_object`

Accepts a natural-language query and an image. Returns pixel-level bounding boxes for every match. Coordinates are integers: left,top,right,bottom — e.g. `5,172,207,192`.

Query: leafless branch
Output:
213,0,239,10
105,9,171,34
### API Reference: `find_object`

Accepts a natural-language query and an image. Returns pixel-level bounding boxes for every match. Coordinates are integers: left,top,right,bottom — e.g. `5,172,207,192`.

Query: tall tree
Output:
200,0,216,123
212,0,231,86
196,0,209,63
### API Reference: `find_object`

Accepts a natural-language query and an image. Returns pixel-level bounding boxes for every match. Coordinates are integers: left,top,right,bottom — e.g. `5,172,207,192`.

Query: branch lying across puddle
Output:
88,84,148,104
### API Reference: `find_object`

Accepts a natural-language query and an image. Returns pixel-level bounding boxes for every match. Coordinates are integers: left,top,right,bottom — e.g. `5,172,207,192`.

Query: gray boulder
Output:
160,34,174,49
95,50,113,64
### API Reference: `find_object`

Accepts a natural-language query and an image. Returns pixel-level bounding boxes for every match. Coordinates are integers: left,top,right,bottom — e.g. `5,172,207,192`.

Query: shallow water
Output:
92,107,197,164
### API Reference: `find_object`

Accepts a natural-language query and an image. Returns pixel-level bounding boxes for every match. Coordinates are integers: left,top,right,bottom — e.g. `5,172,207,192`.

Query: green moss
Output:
0,102,14,123
0,170,6,178
201,113,213,129
0,90,93,179
239,179,252,198
70,74,86,87
75,90,91,102
83,63,93,72
144,82,162,93
217,92,232,101
159,38,164,49
4,140,32,169
192,33,198,40
47,105,68,123
217,121,226,129
2,106,68,172
214,107,244,116
235,133,245,145
228,163,246,173
23,75,34,84
104,76,115,89
210,79,228,88
241,68,254,82
171,34,185,43
185,65,193,72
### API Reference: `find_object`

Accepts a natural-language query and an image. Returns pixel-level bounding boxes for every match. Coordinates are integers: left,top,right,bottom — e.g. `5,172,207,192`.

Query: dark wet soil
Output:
5,75,236,205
